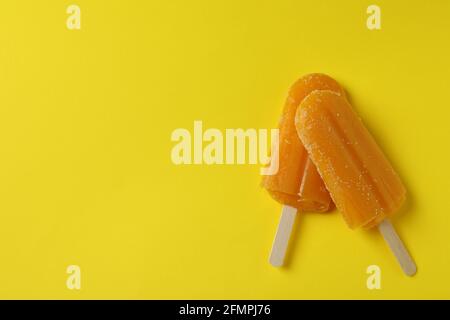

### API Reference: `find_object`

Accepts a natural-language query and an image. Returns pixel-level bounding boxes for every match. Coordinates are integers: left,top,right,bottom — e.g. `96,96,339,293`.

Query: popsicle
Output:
296,90,416,276
262,74,345,267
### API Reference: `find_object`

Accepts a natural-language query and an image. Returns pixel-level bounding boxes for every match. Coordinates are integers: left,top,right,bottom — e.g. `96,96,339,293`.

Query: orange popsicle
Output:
262,74,345,211
296,90,416,275
262,74,344,266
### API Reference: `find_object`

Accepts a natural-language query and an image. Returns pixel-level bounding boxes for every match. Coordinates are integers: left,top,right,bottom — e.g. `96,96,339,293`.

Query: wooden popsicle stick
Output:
378,219,417,276
269,205,297,267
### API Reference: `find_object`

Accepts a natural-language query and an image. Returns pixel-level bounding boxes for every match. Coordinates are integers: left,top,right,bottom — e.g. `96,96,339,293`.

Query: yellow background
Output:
0,0,449,299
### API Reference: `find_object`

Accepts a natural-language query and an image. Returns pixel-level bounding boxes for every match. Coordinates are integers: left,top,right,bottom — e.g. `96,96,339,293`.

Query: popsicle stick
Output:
378,219,417,276
269,205,297,267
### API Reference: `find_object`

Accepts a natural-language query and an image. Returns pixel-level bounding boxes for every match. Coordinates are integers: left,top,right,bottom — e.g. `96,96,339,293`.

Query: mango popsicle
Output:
296,90,416,275
262,74,344,266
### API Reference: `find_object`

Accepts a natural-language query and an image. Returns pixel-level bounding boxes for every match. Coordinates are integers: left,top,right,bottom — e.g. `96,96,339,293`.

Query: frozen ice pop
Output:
262,74,344,267
296,90,416,276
